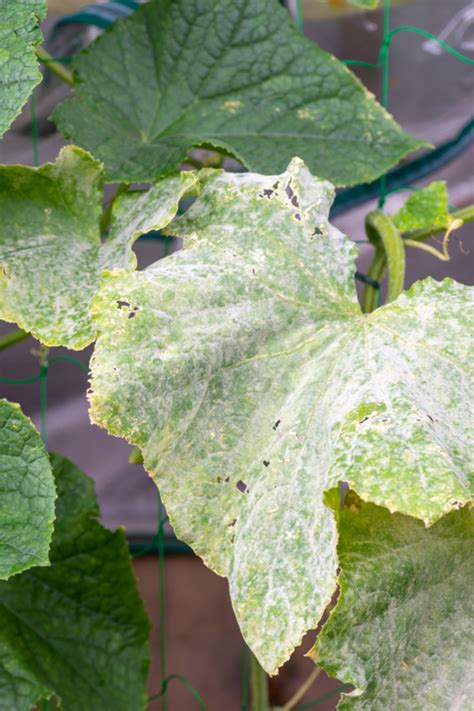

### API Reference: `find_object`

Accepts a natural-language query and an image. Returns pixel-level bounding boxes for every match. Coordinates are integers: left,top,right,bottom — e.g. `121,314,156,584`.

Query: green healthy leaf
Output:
88,158,473,673
0,145,197,349
53,0,426,187
0,453,150,711
0,0,46,137
392,182,451,233
314,495,474,709
0,400,55,580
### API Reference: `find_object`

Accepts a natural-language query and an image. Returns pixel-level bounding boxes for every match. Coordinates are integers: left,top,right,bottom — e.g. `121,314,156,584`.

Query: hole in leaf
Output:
259,181,280,200
286,185,300,207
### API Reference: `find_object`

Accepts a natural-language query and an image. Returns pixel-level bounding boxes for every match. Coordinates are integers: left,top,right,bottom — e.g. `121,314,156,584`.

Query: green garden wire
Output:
149,674,206,709
30,93,39,167
340,3,474,207
0,349,202,708
0,355,89,445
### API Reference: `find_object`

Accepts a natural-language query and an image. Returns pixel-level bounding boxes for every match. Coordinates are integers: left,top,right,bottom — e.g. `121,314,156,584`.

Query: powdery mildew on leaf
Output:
89,158,473,673
0,399,55,580
0,454,150,711
53,0,425,186
0,146,197,349
314,495,474,709
0,0,46,137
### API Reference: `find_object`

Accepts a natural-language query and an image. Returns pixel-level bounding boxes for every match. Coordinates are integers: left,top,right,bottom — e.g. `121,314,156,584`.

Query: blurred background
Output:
1,1,472,708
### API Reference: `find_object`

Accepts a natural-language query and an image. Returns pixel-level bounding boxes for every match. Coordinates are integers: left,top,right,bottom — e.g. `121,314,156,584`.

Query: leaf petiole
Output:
0,327,31,352
363,210,405,313
249,651,270,711
281,667,322,710
35,47,74,87
361,203,474,312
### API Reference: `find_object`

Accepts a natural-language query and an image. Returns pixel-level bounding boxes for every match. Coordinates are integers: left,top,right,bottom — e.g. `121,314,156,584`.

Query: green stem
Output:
362,211,405,313
403,203,474,242
250,651,270,711
0,328,31,352
100,182,129,235
362,247,386,314
281,667,322,710
362,203,474,313
35,47,74,87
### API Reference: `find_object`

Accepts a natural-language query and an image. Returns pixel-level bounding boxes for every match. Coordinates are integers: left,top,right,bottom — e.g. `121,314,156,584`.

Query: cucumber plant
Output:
0,0,472,709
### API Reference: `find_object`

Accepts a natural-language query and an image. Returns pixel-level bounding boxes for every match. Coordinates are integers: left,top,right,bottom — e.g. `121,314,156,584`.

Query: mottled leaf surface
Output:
53,0,425,186
0,454,150,711
0,400,55,580
89,159,473,673
0,145,197,349
393,182,450,233
0,0,46,137
315,495,474,709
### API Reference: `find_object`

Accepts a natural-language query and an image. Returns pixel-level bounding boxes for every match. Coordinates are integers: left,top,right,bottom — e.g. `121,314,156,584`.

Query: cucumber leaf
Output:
88,158,473,673
0,453,150,711
0,399,55,579
392,182,451,233
0,146,197,349
0,0,46,137
314,495,474,708
53,0,426,186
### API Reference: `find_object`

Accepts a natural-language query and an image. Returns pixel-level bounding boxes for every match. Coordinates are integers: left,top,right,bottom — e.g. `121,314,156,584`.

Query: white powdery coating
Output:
0,147,197,349
89,158,473,673
316,500,474,710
